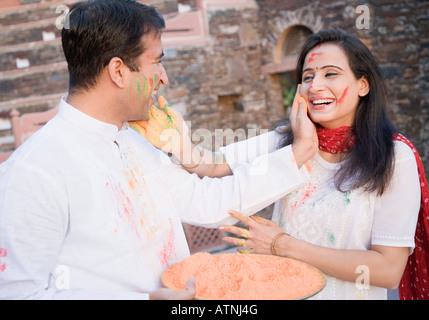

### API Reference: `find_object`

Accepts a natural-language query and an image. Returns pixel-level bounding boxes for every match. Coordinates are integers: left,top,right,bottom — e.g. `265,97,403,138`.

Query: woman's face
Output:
300,43,369,129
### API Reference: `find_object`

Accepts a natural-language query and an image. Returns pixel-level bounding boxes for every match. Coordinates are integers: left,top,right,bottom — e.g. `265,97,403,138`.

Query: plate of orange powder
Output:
161,252,326,300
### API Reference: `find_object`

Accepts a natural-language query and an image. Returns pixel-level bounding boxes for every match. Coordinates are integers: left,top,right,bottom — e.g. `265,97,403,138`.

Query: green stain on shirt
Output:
344,191,351,205
328,232,335,244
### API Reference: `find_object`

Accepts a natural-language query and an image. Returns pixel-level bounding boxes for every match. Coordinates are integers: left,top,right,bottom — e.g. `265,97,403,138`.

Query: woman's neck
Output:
318,150,344,163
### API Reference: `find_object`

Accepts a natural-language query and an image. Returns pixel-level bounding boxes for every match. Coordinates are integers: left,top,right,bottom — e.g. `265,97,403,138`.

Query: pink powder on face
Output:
338,86,349,104
308,52,322,63
162,252,325,300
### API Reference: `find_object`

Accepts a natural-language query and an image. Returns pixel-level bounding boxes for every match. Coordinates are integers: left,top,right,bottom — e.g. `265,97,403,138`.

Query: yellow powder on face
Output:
161,252,325,300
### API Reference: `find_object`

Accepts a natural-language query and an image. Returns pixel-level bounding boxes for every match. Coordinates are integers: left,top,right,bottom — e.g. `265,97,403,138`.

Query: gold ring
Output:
242,230,251,239
237,247,253,254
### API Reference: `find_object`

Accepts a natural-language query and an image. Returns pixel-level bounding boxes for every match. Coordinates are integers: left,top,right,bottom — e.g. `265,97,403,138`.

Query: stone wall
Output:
370,1,429,169
160,1,281,152
1,0,428,176
255,0,429,175
159,0,429,174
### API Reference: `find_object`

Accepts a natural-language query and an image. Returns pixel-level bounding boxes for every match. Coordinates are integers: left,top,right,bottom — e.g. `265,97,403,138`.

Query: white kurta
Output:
222,130,421,300
0,98,309,300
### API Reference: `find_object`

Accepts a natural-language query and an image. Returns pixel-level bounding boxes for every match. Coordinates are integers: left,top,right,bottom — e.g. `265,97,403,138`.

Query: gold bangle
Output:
180,160,201,169
270,232,288,256
180,146,202,169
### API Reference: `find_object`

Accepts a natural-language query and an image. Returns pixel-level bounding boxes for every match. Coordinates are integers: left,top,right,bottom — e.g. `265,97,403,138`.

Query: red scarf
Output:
317,126,357,153
317,126,429,299
394,134,429,300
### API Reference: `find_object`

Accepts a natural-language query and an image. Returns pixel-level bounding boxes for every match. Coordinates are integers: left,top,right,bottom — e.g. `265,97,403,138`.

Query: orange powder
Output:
162,252,325,300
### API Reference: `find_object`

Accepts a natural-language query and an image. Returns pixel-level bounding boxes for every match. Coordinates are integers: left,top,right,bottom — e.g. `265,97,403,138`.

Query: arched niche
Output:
275,25,313,66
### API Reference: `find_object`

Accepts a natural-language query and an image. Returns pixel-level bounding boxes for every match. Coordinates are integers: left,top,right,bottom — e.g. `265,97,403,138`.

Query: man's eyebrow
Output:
303,65,344,73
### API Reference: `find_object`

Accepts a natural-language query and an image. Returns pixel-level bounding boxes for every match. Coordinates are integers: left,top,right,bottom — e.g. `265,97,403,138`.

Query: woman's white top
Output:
222,130,421,300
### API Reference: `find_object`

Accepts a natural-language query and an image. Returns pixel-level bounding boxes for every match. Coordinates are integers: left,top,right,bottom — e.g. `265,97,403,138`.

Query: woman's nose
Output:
309,74,325,92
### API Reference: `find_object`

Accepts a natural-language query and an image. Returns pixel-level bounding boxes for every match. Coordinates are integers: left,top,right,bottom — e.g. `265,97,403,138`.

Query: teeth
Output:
312,99,334,105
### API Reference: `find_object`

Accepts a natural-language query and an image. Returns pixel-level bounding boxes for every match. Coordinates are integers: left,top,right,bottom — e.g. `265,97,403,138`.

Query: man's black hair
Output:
62,0,165,93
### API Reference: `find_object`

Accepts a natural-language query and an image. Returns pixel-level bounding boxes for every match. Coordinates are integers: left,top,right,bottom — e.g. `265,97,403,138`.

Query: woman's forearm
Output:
277,235,409,290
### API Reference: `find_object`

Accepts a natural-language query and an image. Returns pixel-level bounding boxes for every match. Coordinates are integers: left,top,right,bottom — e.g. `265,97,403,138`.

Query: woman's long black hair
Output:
278,27,397,195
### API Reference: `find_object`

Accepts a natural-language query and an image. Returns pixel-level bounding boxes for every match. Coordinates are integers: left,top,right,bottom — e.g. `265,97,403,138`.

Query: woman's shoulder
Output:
393,136,419,163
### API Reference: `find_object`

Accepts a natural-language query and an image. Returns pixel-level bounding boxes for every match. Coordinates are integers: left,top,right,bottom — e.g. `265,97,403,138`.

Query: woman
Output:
219,27,428,300
130,28,428,300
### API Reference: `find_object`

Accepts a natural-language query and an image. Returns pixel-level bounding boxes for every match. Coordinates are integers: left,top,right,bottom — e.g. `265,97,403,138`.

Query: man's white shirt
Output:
0,98,309,299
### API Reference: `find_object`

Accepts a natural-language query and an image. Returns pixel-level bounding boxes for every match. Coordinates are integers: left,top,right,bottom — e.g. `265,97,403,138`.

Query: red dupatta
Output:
394,133,429,300
317,127,429,299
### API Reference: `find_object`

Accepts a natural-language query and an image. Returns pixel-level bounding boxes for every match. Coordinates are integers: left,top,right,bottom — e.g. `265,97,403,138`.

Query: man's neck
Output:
66,89,124,129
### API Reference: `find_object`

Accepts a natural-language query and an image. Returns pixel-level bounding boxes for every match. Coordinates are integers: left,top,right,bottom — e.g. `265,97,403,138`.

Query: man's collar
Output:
58,96,120,141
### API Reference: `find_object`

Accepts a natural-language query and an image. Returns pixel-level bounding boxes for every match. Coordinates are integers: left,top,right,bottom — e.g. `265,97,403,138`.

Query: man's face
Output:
128,34,168,121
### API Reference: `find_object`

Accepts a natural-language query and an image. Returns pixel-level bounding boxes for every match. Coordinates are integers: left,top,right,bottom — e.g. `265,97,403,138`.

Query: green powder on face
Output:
136,79,141,96
143,77,149,98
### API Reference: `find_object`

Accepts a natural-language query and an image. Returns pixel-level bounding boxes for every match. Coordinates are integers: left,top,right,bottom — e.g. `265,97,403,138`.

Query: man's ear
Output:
358,76,370,97
107,57,127,89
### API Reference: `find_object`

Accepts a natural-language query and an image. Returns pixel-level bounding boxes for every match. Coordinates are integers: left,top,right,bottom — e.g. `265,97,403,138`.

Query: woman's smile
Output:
309,96,336,110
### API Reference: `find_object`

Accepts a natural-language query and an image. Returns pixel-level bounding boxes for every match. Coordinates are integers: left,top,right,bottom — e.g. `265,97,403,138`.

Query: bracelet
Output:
180,146,202,170
270,232,288,256
180,159,201,169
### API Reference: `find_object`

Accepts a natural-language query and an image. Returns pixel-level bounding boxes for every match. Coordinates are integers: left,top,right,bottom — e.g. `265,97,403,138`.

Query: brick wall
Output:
255,0,429,176
160,1,281,154
1,0,428,177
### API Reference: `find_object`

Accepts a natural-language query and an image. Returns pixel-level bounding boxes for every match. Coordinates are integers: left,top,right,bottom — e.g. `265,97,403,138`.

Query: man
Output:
0,0,316,299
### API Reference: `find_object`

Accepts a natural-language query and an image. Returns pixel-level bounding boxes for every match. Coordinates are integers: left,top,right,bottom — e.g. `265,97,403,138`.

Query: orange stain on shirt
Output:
304,162,312,174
